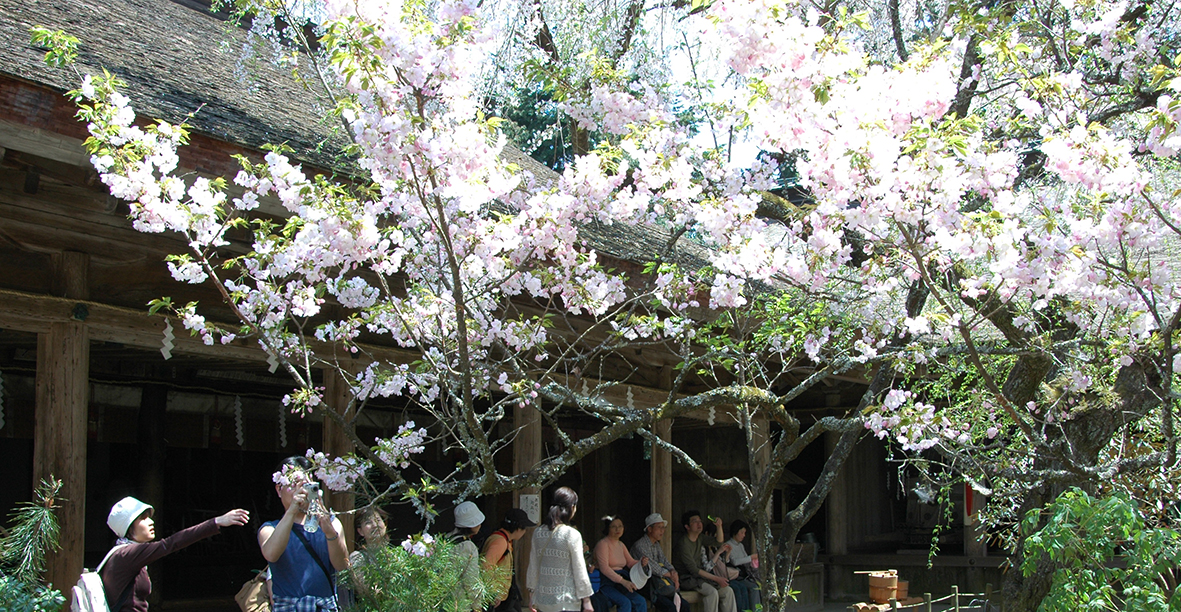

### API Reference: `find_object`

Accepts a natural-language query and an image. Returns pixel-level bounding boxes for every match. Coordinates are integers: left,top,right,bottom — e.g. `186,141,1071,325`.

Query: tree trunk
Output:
1001,361,1162,610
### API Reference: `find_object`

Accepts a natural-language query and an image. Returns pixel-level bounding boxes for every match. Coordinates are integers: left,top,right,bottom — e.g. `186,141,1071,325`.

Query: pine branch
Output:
0,477,63,585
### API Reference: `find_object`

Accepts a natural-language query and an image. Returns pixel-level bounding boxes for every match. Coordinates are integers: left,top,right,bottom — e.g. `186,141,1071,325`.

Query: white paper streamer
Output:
581,379,589,396
0,369,6,431
160,319,175,360
234,396,244,447
278,403,288,448
626,386,635,410
267,353,279,373
708,406,716,426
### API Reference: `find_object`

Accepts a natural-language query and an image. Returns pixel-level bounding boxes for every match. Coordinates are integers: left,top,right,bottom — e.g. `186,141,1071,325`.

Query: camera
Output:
303,481,322,501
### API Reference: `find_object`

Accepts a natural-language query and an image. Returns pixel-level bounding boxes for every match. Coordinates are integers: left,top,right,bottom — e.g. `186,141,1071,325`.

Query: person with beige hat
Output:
630,513,688,612
100,496,249,611
451,500,487,611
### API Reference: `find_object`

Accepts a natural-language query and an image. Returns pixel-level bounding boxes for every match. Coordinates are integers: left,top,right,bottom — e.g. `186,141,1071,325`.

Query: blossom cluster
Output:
401,532,436,557
375,421,429,469
68,0,1181,467
305,449,372,492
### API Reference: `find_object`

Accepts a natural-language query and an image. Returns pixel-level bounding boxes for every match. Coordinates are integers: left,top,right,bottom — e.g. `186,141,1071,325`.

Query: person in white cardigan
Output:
526,487,593,612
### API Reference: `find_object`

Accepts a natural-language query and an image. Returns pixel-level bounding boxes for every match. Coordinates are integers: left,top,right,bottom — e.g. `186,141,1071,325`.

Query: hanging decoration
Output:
0,369,6,431
581,379,589,397
626,386,635,410
234,395,244,447
278,403,287,448
160,319,175,360
267,353,279,373
708,406,716,426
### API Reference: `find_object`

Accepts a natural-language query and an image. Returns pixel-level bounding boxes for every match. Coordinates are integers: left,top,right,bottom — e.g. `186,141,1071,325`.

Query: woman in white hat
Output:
100,496,249,611
451,500,487,611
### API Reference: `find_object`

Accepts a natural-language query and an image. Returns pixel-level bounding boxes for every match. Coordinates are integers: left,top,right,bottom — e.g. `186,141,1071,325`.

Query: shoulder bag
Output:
234,569,271,612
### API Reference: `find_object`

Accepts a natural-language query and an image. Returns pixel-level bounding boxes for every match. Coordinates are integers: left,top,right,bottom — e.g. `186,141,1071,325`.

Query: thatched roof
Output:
0,0,713,269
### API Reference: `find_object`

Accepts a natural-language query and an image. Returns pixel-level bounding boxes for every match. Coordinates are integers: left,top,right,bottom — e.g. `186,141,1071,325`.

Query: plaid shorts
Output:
272,595,338,612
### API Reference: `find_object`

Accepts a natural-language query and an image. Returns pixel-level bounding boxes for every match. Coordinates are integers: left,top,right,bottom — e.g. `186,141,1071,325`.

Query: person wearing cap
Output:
259,455,349,612
481,507,536,611
593,515,649,612
451,500,487,611
100,496,249,611
629,513,687,612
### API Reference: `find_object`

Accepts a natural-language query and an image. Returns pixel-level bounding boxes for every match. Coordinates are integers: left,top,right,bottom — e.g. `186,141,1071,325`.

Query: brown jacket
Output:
100,518,220,611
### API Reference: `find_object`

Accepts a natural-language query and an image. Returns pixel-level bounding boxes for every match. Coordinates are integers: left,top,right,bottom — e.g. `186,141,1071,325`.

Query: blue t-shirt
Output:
263,520,335,597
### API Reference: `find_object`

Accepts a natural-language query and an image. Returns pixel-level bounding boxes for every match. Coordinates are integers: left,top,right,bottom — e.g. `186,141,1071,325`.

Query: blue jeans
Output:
601,569,648,612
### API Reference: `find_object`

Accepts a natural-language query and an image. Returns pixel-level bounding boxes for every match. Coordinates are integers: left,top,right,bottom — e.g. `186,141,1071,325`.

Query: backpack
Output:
71,544,134,612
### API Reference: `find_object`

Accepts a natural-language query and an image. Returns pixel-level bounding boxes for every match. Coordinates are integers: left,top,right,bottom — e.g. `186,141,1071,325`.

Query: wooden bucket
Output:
868,571,898,604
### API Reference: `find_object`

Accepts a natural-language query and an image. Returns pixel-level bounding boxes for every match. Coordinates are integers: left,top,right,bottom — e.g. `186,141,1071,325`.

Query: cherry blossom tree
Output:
41,0,1181,607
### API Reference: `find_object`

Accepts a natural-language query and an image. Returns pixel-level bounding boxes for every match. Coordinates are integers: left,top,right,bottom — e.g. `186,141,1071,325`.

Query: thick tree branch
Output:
889,0,909,62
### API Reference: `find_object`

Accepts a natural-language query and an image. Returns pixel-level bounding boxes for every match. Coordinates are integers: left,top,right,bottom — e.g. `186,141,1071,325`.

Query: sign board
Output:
520,493,540,525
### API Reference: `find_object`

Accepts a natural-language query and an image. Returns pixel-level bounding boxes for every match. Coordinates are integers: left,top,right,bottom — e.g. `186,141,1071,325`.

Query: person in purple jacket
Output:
100,496,250,611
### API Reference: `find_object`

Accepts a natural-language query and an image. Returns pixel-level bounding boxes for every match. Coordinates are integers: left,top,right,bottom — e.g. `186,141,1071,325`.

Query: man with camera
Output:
259,456,349,611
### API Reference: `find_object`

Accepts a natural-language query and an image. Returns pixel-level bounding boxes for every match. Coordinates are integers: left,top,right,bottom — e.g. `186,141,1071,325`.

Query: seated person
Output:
593,515,648,612
672,511,736,612
723,520,760,612
630,513,687,612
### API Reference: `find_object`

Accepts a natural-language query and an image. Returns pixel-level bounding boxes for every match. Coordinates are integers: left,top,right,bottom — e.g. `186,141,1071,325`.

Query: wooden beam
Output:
34,321,90,604
323,368,356,552
0,118,90,167
0,288,415,366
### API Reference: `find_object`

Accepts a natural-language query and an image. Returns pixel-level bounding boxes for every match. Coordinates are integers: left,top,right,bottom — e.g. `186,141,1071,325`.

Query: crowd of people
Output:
93,458,762,612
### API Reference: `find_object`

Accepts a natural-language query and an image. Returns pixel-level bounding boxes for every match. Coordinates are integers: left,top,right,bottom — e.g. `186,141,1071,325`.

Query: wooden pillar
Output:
652,365,674,561
323,369,355,552
824,431,848,556
513,402,542,585
34,320,90,604
138,384,168,507
651,418,673,562
138,382,168,607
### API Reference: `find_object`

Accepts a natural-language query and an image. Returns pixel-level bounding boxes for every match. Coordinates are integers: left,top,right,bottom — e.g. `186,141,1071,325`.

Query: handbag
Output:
235,570,271,612
651,574,677,597
705,547,739,581
710,563,739,581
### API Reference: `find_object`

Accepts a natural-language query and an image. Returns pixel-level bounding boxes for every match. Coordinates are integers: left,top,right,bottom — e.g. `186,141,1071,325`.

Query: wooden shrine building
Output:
0,0,1000,608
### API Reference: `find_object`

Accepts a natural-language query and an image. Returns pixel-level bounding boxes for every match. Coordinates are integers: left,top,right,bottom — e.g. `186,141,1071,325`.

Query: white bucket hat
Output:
108,496,154,538
644,513,667,529
630,561,651,589
454,501,485,529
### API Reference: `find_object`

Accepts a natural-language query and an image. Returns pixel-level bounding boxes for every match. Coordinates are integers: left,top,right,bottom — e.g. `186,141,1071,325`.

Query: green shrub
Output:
343,533,505,612
1022,488,1181,611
